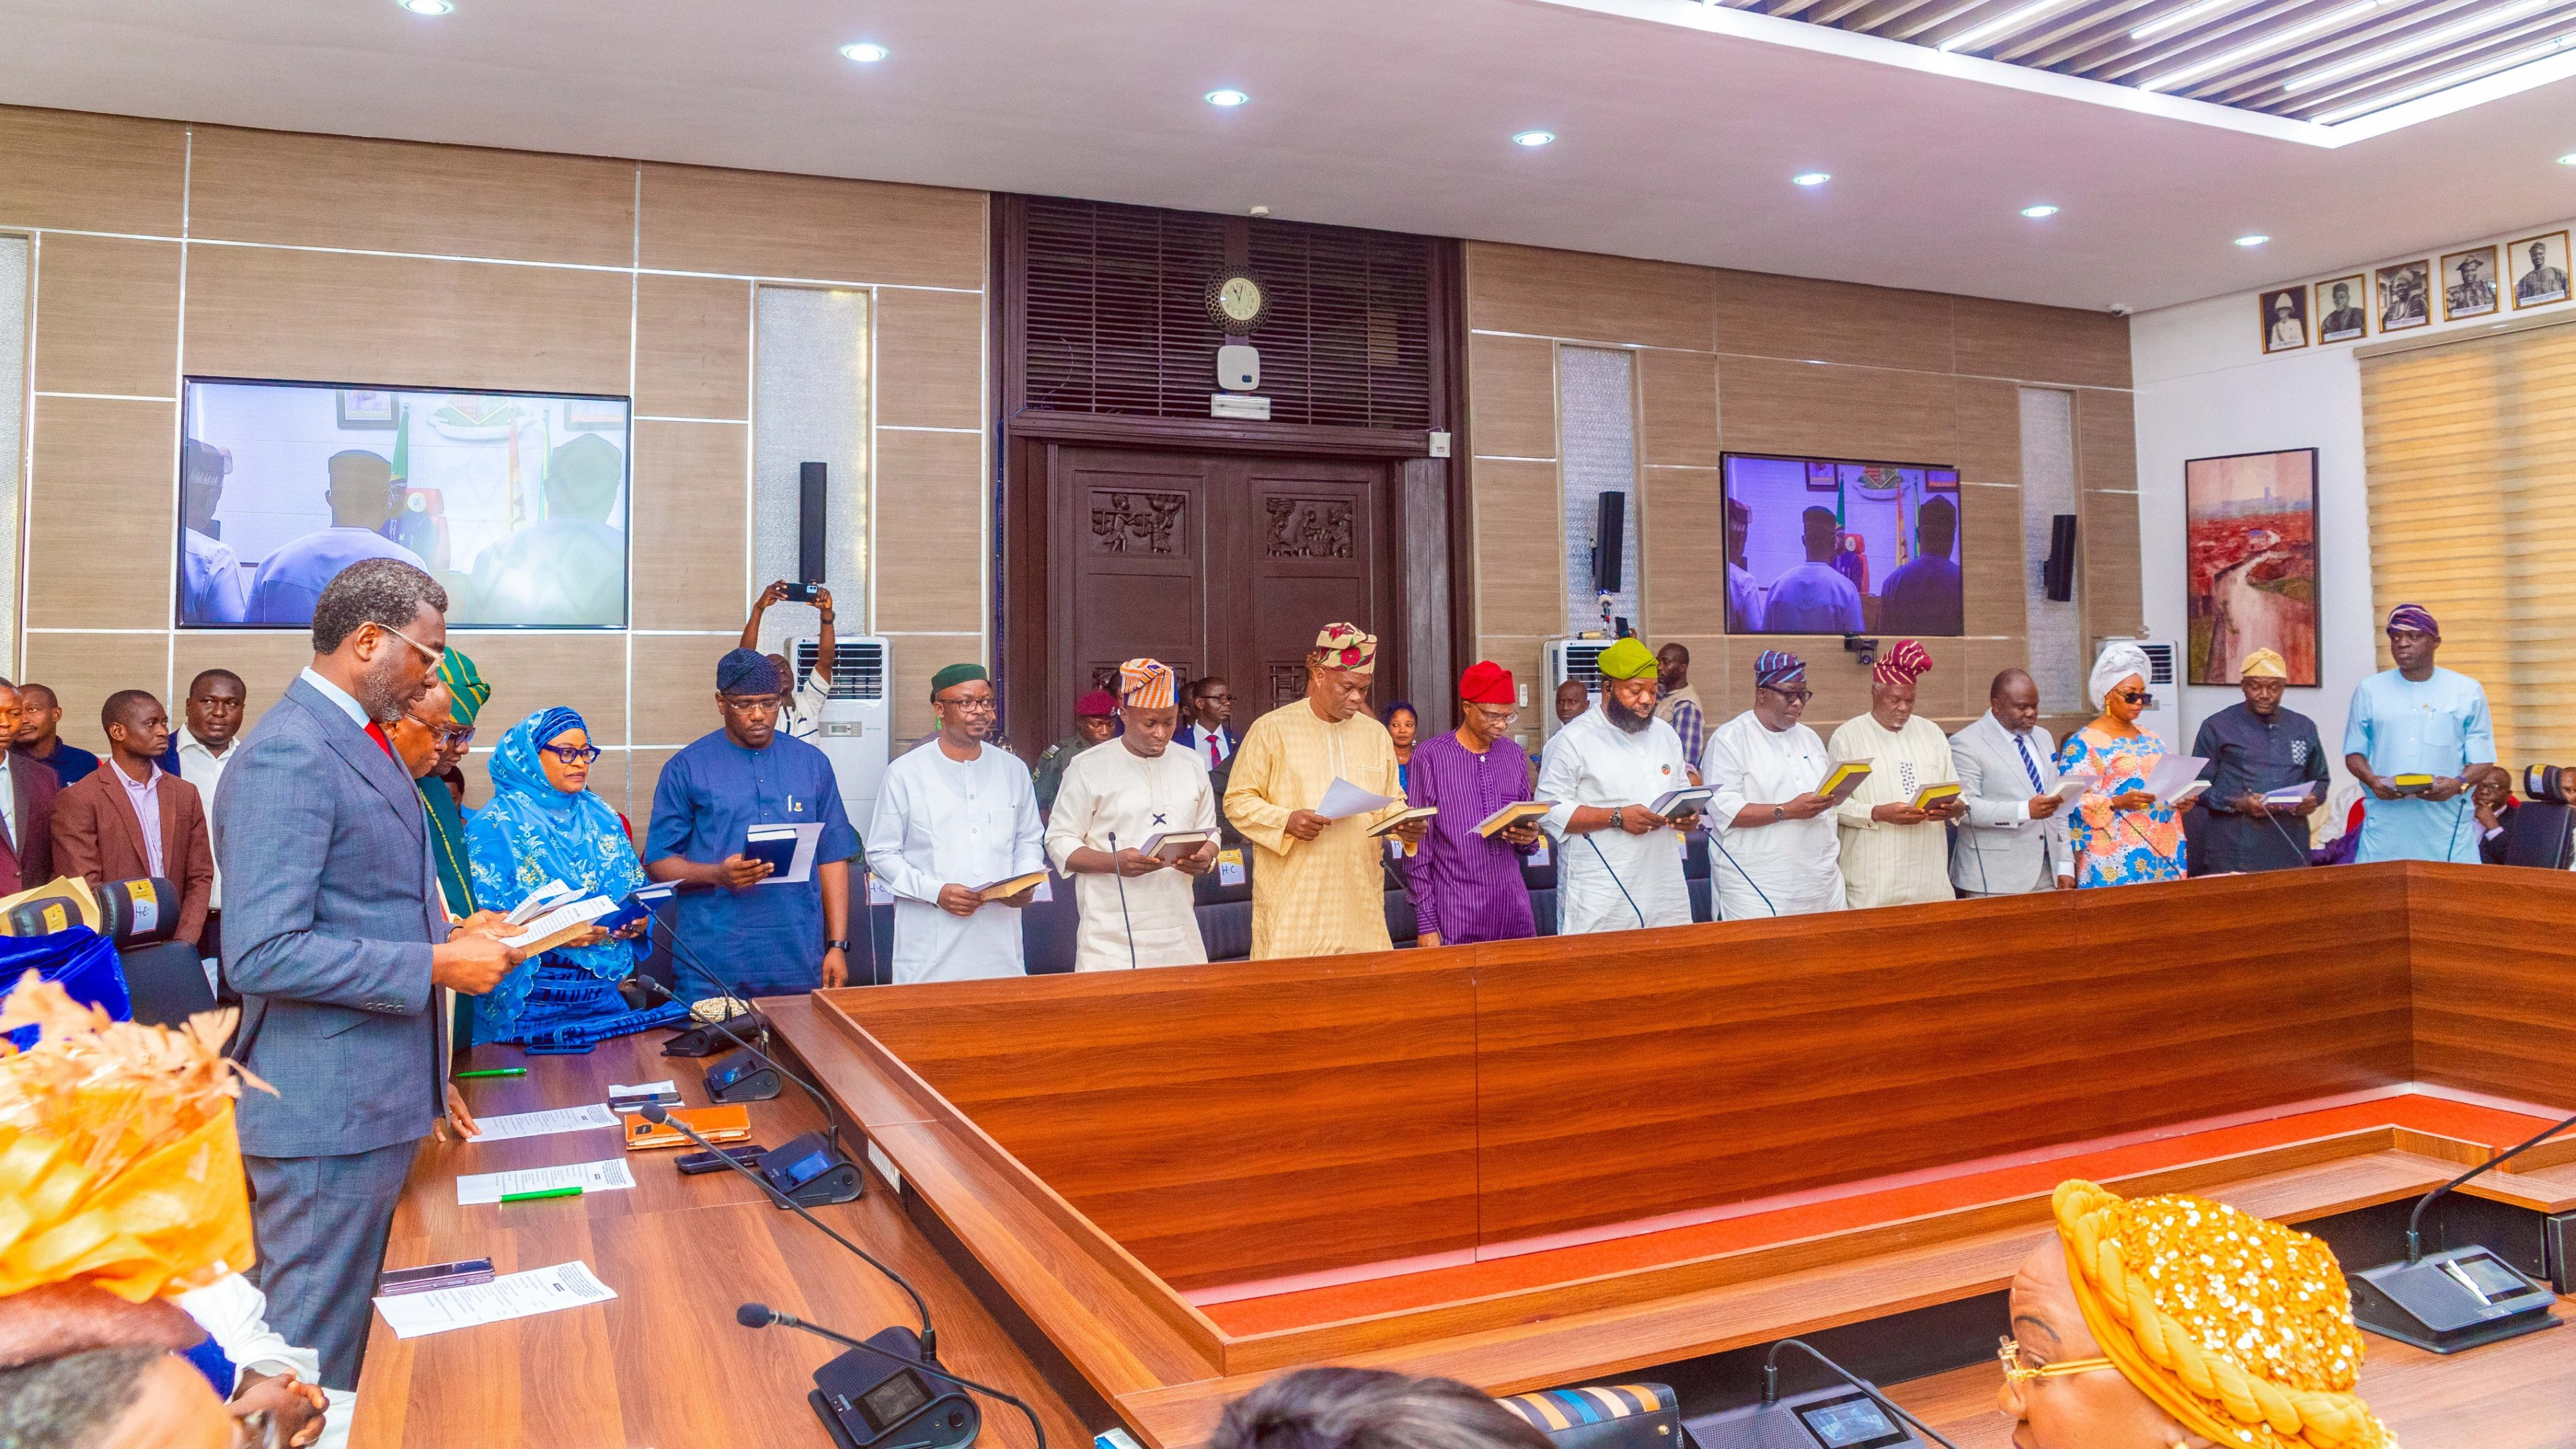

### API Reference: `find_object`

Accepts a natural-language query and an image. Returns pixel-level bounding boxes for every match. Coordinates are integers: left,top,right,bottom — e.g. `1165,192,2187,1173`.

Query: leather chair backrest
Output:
1496,1384,1680,1449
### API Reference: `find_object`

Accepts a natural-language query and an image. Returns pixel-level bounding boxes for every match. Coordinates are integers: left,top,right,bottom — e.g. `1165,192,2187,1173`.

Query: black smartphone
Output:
781,581,822,603
378,1258,494,1295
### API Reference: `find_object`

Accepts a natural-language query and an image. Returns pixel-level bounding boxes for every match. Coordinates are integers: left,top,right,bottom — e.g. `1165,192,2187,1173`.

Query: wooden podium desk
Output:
349,1030,1082,1449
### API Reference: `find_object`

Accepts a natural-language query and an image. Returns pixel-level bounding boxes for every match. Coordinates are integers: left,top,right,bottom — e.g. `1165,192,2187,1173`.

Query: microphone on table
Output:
2349,1107,2576,1352
637,1100,935,1357
1688,1339,1960,1449
738,1302,1046,1449
1760,1340,1959,1449
1108,831,1139,971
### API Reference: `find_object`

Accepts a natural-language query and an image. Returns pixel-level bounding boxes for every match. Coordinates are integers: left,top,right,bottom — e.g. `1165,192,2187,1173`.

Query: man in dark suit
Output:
0,680,62,894
1177,675,1243,841
52,689,216,947
215,558,517,1392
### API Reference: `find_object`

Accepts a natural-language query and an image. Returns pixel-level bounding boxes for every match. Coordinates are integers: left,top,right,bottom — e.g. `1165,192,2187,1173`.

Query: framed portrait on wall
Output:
2441,245,2500,321
2258,287,2309,353
2376,260,2430,332
2509,231,2571,310
2315,275,2367,343
2184,448,2318,687
335,389,396,428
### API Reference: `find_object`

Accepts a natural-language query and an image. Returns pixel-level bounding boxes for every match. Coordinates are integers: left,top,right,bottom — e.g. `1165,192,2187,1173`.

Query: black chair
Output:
119,939,216,1027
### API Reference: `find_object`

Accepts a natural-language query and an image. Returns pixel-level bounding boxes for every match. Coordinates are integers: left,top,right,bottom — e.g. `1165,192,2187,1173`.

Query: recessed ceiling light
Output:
1792,172,1832,186
2235,234,2271,246
1204,88,1250,107
1512,130,1557,147
838,43,889,63
2561,152,2576,164
397,0,454,13
2020,204,2059,218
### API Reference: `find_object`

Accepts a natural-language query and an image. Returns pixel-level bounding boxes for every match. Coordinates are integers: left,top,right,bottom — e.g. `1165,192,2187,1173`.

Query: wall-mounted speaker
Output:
2043,513,2078,602
1591,492,1627,595
799,461,828,585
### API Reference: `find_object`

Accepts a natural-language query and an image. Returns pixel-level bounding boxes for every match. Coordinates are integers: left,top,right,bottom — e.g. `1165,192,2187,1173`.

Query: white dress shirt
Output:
865,738,1046,984
297,667,373,728
178,733,240,910
1535,704,1694,934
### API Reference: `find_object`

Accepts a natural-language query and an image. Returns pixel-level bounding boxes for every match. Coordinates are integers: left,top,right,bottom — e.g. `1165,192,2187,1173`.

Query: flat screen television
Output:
178,379,631,629
1718,452,1962,636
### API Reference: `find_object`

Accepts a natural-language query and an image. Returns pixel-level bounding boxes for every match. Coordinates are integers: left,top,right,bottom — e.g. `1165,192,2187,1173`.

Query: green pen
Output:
499,1186,583,1204
454,1068,526,1080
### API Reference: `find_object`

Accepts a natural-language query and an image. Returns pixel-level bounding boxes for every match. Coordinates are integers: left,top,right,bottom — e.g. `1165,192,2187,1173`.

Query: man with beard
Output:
1535,636,1698,933
863,661,1041,982
214,558,520,1395
1828,639,1963,908
1046,658,1221,970
1700,650,1844,919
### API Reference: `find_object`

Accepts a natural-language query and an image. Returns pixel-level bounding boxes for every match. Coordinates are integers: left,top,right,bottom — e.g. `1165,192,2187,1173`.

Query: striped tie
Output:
2015,734,2044,793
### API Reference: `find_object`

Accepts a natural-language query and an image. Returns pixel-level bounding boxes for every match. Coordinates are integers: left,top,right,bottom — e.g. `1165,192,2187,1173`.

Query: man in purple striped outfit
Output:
1404,662,1542,947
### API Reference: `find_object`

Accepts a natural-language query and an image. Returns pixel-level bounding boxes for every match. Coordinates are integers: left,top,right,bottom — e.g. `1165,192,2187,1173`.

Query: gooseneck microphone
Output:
2406,1108,2576,1263
1107,831,1139,971
629,967,846,1160
1760,1340,1961,1449
638,1102,935,1355
738,1303,1047,1449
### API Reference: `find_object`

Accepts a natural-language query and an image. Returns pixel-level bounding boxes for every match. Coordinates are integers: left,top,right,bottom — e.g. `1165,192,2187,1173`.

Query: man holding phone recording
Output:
740,579,836,741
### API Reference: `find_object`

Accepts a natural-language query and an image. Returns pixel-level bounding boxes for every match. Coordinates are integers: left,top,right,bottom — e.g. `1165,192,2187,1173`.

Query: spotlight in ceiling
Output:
2235,234,2271,246
838,43,890,63
397,0,454,13
1512,130,1557,147
1204,88,1250,106
2020,204,2060,218
1792,172,1832,186
2561,152,2576,165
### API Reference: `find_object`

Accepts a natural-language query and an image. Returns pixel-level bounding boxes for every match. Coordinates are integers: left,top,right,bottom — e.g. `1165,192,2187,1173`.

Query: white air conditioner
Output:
1541,638,1613,746
2096,637,2183,750
793,635,891,832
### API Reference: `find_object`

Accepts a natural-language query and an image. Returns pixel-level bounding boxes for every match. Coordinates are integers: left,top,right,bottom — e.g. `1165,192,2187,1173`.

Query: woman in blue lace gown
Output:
466,707,649,1042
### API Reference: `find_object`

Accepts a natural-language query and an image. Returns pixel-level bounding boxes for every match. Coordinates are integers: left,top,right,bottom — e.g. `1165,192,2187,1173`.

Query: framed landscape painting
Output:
2185,448,2318,686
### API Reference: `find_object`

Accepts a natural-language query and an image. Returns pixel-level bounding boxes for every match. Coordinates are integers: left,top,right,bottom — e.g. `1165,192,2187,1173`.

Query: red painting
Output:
2185,448,2318,686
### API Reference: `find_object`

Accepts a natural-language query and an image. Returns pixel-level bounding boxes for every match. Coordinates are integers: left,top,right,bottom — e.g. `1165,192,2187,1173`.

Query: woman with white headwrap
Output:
2056,642,2189,886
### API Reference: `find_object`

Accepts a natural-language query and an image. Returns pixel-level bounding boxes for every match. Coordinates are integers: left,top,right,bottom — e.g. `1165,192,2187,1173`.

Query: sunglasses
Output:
1760,687,1814,704
2112,689,2152,705
541,744,603,765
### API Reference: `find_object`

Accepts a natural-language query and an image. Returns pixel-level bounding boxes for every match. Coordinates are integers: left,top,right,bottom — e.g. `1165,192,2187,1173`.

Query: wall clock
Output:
1205,271,1270,333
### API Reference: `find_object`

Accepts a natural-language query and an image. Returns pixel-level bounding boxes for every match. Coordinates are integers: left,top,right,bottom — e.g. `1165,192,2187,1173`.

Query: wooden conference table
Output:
361,860,2576,1446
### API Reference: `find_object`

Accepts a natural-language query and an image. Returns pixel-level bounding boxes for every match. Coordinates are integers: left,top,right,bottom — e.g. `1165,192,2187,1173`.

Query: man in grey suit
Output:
1949,668,2076,895
215,558,518,1391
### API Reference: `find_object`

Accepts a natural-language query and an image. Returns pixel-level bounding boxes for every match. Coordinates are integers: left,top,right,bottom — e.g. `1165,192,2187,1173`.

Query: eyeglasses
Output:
937,696,999,713
1760,687,1814,704
371,621,443,665
719,695,781,713
2113,689,2152,705
1466,705,1521,726
542,744,603,765
1996,1337,2115,1387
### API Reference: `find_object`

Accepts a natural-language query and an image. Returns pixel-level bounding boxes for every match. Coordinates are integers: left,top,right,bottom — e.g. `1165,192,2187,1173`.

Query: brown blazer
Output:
51,762,214,947
0,752,61,897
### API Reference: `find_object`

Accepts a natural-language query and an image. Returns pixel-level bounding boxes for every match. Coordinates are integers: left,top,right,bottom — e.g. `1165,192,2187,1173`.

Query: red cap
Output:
1458,661,1516,705
1074,689,1119,718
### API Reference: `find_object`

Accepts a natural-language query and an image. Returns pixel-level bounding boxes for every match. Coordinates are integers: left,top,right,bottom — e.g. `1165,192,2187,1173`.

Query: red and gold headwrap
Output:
1118,658,1177,711
1873,639,1933,688
1313,623,1378,676
2052,1180,2395,1449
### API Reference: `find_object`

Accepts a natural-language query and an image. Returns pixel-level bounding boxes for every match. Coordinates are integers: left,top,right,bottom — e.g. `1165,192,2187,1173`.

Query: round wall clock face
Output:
1206,272,1269,331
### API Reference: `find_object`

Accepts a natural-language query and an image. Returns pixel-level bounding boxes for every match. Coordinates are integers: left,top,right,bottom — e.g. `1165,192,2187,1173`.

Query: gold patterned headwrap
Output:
2052,1180,2395,1449
1118,658,1176,711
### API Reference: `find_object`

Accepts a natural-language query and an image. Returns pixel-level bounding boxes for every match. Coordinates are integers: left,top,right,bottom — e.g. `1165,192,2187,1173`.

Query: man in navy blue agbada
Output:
645,649,860,997
2189,648,2328,875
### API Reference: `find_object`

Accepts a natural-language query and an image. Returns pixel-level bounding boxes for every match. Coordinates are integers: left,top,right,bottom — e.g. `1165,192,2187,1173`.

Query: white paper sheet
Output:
2143,754,2213,803
2263,782,2318,806
468,1104,619,1143
2055,772,2099,802
500,894,615,950
504,880,577,927
372,1261,618,1339
753,823,825,886
1316,776,1394,820
456,1158,635,1207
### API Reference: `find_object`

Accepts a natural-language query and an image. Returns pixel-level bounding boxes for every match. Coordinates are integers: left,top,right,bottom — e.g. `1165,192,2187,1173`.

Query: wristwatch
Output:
824,939,852,952
1772,804,1786,822
1610,807,1625,832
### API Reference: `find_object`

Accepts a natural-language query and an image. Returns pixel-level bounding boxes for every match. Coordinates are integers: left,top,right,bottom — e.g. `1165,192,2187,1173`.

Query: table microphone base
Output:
2352,1247,2563,1354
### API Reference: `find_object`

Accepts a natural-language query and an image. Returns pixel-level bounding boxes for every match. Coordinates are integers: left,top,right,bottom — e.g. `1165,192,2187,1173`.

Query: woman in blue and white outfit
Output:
466,707,649,1042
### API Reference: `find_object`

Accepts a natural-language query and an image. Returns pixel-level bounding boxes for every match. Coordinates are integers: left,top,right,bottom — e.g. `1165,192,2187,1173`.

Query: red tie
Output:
364,721,396,759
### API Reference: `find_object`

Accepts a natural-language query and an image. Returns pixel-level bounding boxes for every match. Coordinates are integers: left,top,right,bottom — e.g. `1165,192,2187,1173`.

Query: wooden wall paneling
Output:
1898,638,1971,720
1952,636,2034,723
1959,482,2030,639
633,273,750,420
1954,377,2022,485
628,420,748,631
1953,297,2132,389
876,286,984,430
2075,387,2138,492
1641,466,1726,637
619,747,682,824
1710,270,1956,375
1466,333,1557,461
184,128,637,267
1716,358,1958,466
637,164,985,289
1723,636,1874,730
172,630,314,738
23,397,175,631
872,428,983,633
628,635,734,748
182,244,632,397
2410,863,2576,1106
0,106,186,236
29,234,181,398
19,632,171,754
1464,243,1712,353
834,955,1483,1289
1468,458,1562,640
448,631,630,749
1637,349,1719,468
2080,486,2145,639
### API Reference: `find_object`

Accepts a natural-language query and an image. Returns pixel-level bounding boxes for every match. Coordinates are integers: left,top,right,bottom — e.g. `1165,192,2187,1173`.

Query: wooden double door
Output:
1048,445,1393,730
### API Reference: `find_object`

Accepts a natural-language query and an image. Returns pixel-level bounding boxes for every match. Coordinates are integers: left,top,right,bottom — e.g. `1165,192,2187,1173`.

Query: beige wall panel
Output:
1953,297,2131,389
20,633,170,755
1468,333,1557,460
876,286,983,430
1955,377,2022,484
2076,387,2138,492
1960,482,2030,639
454,750,494,818
1470,459,1561,639
1724,636,1869,732
449,631,629,747
637,164,983,289
25,397,174,631
629,633,734,748
1472,635,1548,722
186,128,636,267
630,421,749,631
1716,358,1957,464
2082,488,2146,639
887,649,965,747
1954,637,2034,722
1465,243,1711,352
1656,632,1732,711
31,235,181,398
874,429,984,634
1712,271,1955,375
0,106,185,236
621,748,683,826
172,631,313,740
634,274,750,420
1641,464,1726,637
183,244,631,396
1637,349,1719,469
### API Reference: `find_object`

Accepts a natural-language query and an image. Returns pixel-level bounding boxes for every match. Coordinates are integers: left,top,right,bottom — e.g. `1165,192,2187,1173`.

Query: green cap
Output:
1595,637,1659,681
929,661,989,699
438,647,490,726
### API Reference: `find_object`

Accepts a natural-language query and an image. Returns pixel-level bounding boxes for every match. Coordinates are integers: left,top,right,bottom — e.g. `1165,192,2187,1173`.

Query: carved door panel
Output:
1056,450,1211,722
1219,457,1388,712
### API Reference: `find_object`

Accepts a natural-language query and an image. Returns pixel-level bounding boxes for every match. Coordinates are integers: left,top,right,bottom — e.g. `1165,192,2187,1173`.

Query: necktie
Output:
365,721,396,759
2014,733,2044,793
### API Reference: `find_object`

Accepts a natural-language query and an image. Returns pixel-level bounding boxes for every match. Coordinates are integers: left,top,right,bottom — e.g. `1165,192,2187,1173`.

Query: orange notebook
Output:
622,1103,752,1152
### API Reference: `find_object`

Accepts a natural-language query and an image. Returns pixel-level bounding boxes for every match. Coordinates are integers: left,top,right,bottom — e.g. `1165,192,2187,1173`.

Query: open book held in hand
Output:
2262,782,2318,808
1366,806,1438,838
1818,760,1871,802
1649,786,1712,817
502,893,617,954
744,824,824,885
2140,754,2213,804
975,872,1047,903
1474,800,1552,838
1139,829,1215,861
2054,772,2100,802
503,880,578,927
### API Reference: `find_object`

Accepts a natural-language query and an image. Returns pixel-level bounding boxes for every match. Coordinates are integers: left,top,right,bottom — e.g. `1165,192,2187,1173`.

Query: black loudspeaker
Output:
2545,1209,2576,1293
2043,514,2078,601
800,461,828,585
1591,492,1627,595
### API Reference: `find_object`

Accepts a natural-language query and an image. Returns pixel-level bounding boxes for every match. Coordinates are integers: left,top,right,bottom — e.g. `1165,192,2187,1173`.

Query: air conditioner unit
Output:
793,635,891,832
2096,637,2182,750
1541,639,1612,746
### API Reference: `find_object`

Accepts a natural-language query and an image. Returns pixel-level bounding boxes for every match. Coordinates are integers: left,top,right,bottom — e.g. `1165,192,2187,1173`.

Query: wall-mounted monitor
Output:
1719,453,1962,637
179,379,631,629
